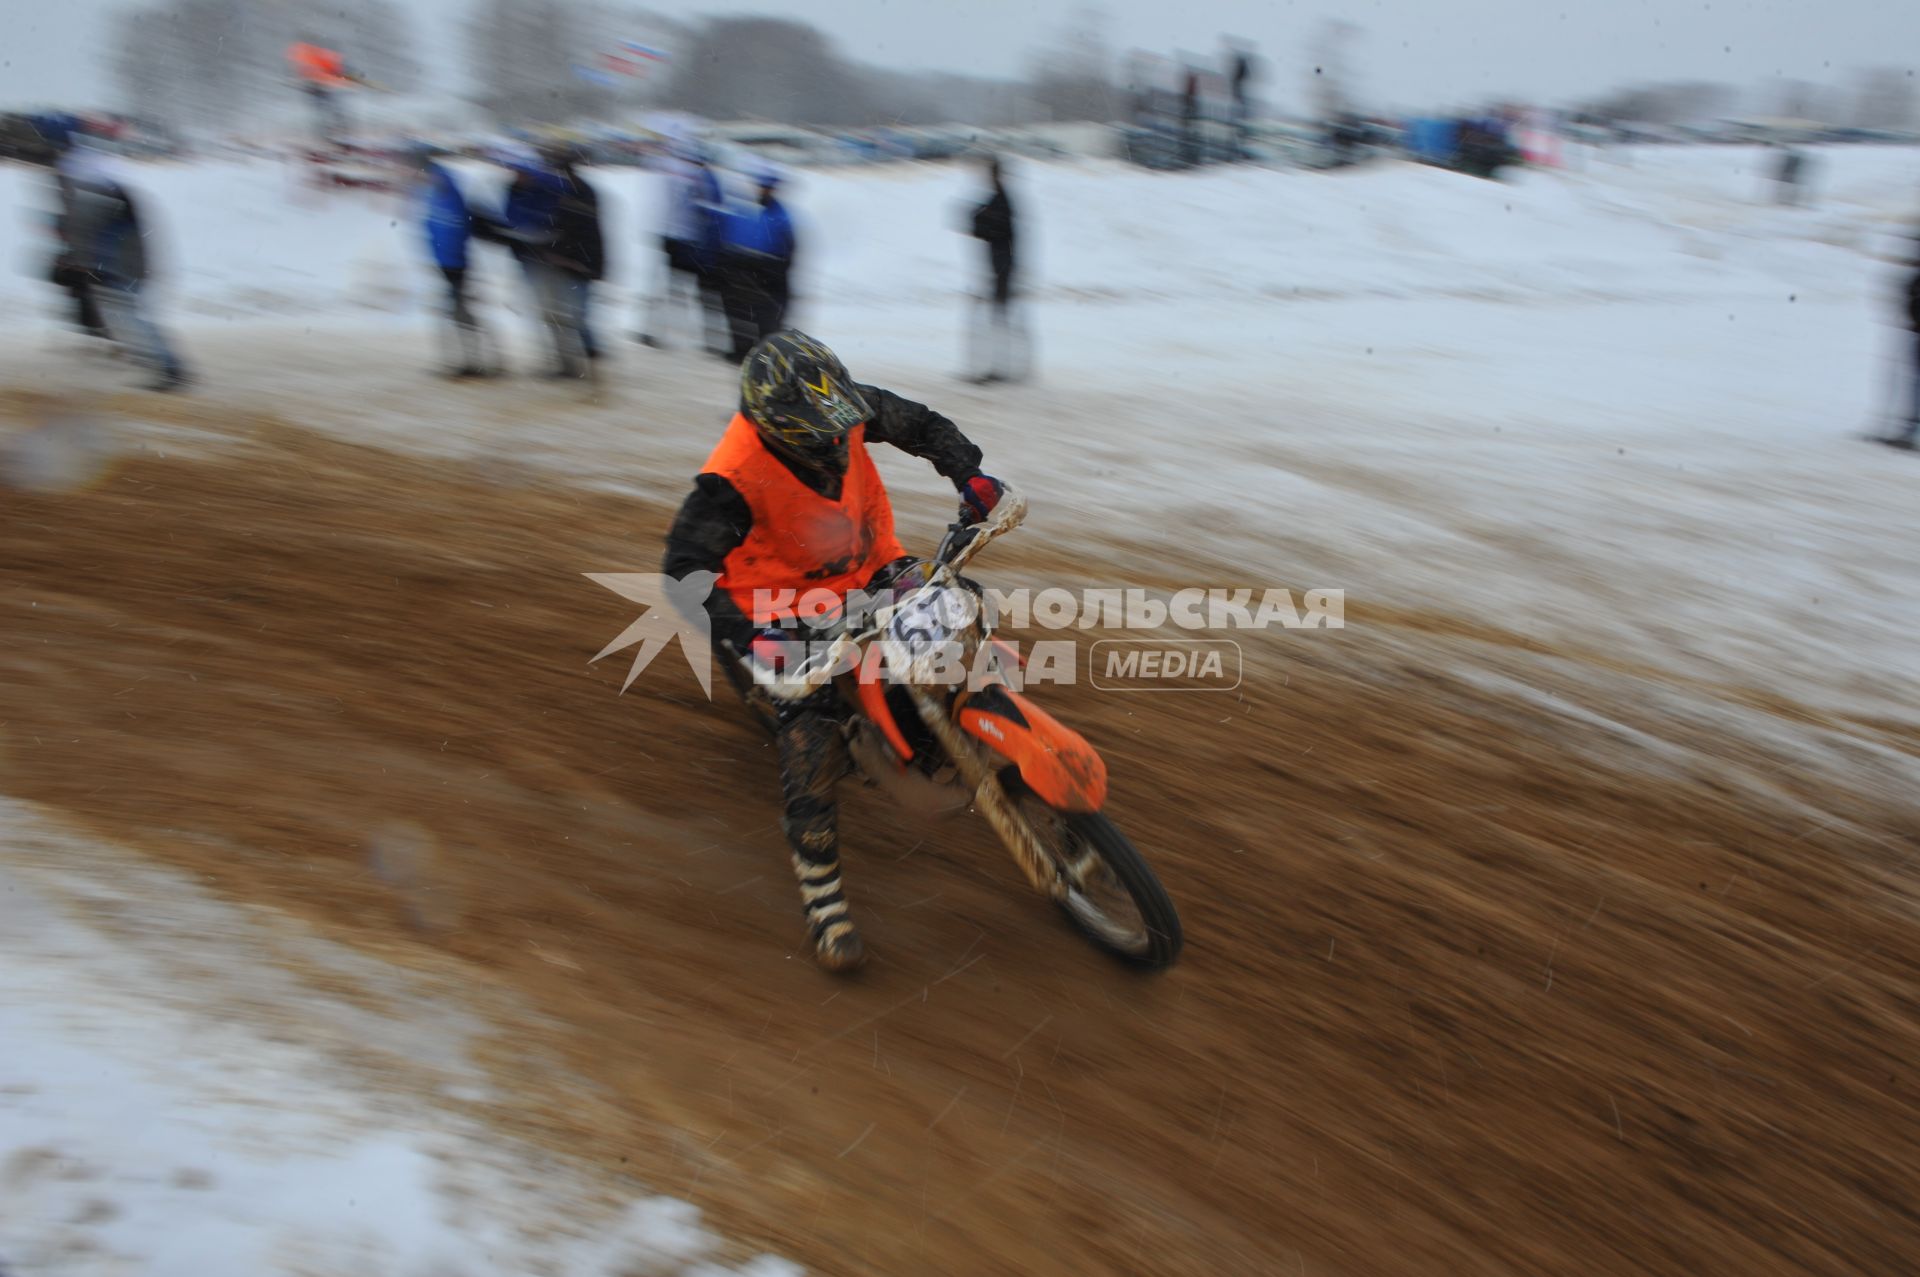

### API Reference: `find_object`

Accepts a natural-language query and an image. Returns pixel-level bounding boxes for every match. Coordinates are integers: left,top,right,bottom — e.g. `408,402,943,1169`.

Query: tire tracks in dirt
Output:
3,404,1919,1274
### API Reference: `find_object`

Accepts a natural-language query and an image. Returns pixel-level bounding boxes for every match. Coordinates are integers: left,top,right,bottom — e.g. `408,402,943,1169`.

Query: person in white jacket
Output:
60,145,189,392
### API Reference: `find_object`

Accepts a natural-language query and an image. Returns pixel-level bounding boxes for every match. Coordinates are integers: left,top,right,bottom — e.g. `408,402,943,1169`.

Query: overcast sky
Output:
4,0,1917,114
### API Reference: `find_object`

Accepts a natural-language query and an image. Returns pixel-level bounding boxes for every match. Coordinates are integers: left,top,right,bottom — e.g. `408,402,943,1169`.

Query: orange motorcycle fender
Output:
957,684,1108,813
856,675,914,765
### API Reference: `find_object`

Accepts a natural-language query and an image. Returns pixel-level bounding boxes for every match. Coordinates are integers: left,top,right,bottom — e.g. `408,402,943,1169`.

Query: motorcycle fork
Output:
904,685,1065,901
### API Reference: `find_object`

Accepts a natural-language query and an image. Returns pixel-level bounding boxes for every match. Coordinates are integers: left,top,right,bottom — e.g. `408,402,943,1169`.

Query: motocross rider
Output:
664,330,1006,971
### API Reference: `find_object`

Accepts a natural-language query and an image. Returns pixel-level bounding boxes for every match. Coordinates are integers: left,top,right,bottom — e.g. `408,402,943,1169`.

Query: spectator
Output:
479,145,582,378
286,35,353,143
639,138,726,354
716,165,796,361
37,139,109,342
1227,42,1258,159
1879,241,1920,451
541,144,607,382
1773,145,1811,208
60,146,189,392
1456,117,1515,180
964,154,1028,385
413,148,497,378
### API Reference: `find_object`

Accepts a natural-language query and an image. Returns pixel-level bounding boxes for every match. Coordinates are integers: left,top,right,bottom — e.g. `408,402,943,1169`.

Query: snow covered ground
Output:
7,145,1914,322
4,145,1920,1271
0,798,798,1277
4,145,1917,720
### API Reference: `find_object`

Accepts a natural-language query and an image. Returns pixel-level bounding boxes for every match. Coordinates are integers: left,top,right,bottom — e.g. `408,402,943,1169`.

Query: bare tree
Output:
473,0,574,121
470,0,652,122
342,0,423,94
107,7,179,122
658,18,880,126
169,0,248,126
867,68,1034,127
1850,67,1916,131
1026,6,1115,123
103,0,422,129
1581,81,1733,127
1775,79,1823,122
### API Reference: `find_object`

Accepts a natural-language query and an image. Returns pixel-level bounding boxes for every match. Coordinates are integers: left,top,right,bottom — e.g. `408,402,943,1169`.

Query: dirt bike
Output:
728,485,1182,970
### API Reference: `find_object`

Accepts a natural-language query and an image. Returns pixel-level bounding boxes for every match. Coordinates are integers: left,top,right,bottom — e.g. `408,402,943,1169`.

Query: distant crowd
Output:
28,103,1910,447
20,115,1030,396
413,133,1024,388
416,134,797,383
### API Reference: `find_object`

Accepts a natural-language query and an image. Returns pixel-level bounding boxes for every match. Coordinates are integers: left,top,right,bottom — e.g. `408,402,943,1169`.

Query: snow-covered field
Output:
0,796,797,1277
4,145,1920,1272
8,146,1920,724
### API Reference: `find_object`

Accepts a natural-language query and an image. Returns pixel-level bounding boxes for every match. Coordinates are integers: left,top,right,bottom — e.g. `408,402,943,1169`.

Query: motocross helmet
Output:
739,330,872,476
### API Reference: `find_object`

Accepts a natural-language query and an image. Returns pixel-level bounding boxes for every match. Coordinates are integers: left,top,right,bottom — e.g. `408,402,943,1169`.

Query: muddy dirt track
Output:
3,397,1920,1276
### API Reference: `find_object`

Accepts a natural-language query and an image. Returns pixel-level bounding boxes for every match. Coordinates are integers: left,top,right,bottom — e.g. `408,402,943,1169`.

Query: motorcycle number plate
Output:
883,586,977,680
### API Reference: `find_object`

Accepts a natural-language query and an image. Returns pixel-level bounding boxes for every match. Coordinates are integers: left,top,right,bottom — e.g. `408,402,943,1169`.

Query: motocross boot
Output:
778,708,866,971
792,852,865,971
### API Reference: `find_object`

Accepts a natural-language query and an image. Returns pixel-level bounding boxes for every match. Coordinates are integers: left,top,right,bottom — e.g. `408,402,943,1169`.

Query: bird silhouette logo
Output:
586,571,721,697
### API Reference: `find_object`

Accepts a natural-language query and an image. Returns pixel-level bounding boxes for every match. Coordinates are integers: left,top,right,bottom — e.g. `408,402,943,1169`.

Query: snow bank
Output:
5,146,1914,327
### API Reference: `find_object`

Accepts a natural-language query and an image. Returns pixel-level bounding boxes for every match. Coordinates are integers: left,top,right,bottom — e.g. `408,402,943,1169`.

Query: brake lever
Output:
935,520,979,567
945,485,1027,573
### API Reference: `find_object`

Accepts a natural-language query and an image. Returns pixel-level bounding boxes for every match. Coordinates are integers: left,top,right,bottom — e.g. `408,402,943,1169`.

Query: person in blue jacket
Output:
478,144,589,377
413,149,496,377
639,138,726,354
717,165,796,360
491,147,564,272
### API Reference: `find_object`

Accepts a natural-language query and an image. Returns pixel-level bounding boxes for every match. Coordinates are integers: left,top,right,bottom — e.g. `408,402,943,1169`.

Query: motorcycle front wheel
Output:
1009,781,1182,970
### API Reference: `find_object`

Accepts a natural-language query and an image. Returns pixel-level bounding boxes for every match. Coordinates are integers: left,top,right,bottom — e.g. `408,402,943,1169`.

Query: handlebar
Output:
750,483,1027,701
938,484,1028,573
